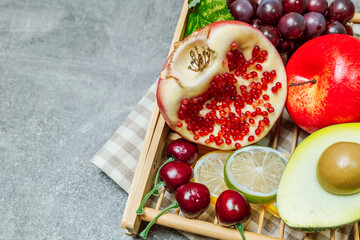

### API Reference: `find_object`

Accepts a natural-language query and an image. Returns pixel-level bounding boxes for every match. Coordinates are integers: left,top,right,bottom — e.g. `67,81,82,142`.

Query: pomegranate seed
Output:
258,99,264,105
270,70,277,78
271,86,278,93
255,129,261,135
259,120,265,126
263,117,270,125
261,50,268,57
275,82,282,88
249,59,255,65
255,64,262,70
230,42,238,50
225,139,232,145
262,111,268,116
194,135,199,140
252,103,258,109
176,121,183,127
263,94,270,101
216,139,224,146
268,107,275,113
235,70,241,76
250,71,258,78
257,56,265,63
248,136,255,142
253,45,260,53
205,139,210,144
247,98,254,104
245,111,251,117
251,111,257,117
222,59,228,67
263,71,269,77
261,83,268,90
249,118,255,124
239,113,246,120
256,108,262,115
226,51,234,60
183,98,190,105
258,126,264,130
235,143,241,149
265,103,271,109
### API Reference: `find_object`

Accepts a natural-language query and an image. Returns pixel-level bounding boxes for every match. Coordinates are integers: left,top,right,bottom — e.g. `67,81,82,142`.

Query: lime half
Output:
224,146,287,204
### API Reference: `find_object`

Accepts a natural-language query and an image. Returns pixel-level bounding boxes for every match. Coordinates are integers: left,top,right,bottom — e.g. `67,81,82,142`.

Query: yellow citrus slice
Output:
264,202,280,218
224,146,288,204
193,150,232,205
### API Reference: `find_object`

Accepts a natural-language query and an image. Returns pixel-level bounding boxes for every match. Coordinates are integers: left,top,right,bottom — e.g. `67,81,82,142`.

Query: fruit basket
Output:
121,1,360,239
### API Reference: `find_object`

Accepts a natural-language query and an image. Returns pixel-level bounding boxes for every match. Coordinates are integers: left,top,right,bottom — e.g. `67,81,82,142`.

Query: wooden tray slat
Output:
140,207,283,240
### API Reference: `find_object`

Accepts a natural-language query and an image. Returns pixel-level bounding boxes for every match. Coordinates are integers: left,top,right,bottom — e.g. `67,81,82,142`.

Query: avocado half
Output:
276,123,360,231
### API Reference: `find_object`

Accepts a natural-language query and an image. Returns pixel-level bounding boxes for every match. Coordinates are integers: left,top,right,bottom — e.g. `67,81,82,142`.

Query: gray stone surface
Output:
0,0,187,239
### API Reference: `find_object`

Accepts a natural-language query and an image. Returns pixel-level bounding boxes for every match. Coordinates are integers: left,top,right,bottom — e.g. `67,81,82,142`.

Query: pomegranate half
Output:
157,21,287,150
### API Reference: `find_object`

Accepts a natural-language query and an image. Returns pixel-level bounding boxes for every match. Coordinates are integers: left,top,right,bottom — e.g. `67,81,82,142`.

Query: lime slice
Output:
224,146,287,204
194,150,232,205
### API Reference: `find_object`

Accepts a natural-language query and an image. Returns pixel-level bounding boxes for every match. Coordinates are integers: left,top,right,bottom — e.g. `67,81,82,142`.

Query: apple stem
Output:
289,79,317,87
153,157,175,195
235,223,246,240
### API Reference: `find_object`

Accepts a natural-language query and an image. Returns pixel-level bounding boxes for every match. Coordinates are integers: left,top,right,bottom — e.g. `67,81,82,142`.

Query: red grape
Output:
307,0,328,14
250,19,262,29
227,0,236,7
327,0,355,24
277,37,295,53
304,12,326,38
257,0,283,25
278,12,306,39
283,0,308,14
247,0,259,18
344,23,353,36
230,0,254,23
260,25,281,47
324,20,347,34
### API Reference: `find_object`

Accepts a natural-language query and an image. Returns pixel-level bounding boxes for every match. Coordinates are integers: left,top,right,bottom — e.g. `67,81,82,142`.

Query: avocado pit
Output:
317,142,360,195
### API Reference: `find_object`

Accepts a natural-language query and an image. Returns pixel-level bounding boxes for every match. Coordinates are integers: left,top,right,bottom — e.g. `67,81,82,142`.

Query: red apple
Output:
156,21,287,150
286,34,360,133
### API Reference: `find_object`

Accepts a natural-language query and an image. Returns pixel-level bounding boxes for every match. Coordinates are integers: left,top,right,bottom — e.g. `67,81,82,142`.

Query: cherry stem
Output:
136,181,166,215
153,157,175,196
139,201,179,239
235,223,246,240
289,79,317,87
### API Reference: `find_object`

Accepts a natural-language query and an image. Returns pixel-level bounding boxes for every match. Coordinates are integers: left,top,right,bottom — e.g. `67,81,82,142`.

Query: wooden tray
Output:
121,1,360,239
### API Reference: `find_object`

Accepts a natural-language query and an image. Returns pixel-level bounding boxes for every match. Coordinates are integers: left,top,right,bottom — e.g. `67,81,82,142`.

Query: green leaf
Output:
188,0,201,8
186,0,234,37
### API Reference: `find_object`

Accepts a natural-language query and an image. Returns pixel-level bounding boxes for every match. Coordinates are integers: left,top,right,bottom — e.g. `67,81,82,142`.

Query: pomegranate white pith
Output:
157,21,287,150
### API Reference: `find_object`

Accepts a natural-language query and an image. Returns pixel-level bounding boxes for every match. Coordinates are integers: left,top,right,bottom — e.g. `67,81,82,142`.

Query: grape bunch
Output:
227,0,356,53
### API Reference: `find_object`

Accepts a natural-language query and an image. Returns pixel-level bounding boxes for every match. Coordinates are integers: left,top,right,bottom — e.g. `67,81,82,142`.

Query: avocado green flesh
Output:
277,123,360,230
